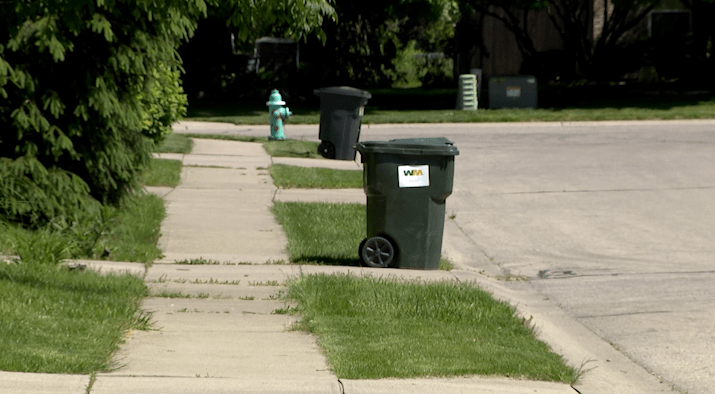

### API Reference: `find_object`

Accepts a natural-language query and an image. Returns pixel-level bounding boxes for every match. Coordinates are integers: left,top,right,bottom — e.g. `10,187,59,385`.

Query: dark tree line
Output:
458,0,715,84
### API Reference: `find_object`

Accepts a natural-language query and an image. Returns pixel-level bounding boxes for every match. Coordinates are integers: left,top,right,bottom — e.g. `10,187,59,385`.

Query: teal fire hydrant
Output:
267,89,292,140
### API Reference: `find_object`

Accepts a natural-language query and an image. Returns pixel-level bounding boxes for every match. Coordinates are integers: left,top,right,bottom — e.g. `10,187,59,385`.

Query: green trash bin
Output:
354,137,459,270
314,86,371,160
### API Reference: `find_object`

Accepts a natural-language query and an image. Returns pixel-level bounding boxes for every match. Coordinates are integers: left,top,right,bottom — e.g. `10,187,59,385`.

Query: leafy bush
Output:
0,0,204,226
0,157,91,226
138,64,188,144
392,40,454,89
0,192,165,264
0,220,76,265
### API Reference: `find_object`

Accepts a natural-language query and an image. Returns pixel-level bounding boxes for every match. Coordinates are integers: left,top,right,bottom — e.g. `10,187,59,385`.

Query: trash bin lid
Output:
355,137,459,156
313,86,372,99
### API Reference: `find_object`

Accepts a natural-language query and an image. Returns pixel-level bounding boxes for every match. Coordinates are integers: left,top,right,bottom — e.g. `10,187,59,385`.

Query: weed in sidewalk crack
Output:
248,280,282,286
272,305,296,315
189,278,241,285
266,290,286,300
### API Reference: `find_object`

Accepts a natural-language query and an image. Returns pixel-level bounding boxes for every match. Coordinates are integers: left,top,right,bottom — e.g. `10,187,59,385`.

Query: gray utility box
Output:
488,76,537,109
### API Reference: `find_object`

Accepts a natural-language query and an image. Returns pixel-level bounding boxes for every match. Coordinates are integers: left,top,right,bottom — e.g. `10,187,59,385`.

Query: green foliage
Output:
0,221,76,265
178,0,335,99
1,191,165,264
0,0,205,225
57,203,118,259
0,157,91,226
138,64,188,144
303,0,458,88
218,0,336,47
393,41,454,88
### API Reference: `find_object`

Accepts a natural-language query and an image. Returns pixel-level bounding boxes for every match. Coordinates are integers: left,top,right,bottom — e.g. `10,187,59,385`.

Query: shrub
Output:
138,63,188,145
0,157,90,227
0,0,205,226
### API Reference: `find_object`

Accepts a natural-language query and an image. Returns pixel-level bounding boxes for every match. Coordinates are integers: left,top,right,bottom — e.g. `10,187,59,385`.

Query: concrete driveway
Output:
177,119,715,394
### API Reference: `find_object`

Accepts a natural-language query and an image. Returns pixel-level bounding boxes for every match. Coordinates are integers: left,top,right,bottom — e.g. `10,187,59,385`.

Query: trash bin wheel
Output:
318,141,336,159
361,236,394,268
358,238,367,261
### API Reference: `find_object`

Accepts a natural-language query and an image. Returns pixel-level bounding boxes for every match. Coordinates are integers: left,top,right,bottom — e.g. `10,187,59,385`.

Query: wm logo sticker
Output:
403,169,424,176
398,165,429,188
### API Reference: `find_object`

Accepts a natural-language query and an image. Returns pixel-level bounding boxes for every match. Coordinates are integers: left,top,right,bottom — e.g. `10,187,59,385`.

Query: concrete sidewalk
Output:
2,136,673,393
92,138,576,394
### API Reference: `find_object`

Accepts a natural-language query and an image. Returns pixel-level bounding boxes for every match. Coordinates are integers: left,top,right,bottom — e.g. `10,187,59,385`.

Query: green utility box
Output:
354,138,459,270
314,86,371,160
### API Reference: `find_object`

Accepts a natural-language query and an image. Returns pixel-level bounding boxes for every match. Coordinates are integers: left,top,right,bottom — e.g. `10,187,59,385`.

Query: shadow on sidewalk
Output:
294,256,362,267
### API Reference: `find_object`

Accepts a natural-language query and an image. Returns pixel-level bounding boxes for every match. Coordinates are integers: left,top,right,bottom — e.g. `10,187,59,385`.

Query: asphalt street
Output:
177,119,715,394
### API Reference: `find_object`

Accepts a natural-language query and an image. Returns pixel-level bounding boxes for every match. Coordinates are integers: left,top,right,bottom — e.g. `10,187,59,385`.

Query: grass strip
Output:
270,164,362,189
139,158,182,187
288,273,578,382
186,113,318,125
0,263,148,373
181,133,322,159
183,133,268,143
272,202,364,265
155,133,193,153
361,103,715,123
189,102,715,125
188,101,715,124
105,194,165,263
264,139,321,158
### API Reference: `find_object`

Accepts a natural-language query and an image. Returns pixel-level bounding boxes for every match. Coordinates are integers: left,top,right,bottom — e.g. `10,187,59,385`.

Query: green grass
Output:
184,133,268,143
155,133,193,154
185,86,715,124
187,113,319,125
181,133,321,158
105,194,165,263
139,158,182,187
1,194,165,264
263,139,321,159
0,263,148,373
188,103,715,125
0,222,76,264
288,273,578,382
270,164,362,189
438,257,453,271
272,202,364,265
363,104,715,123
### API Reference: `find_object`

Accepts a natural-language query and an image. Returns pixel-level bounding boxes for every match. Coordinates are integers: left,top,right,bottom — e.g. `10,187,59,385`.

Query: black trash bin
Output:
354,137,459,270
314,86,371,160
